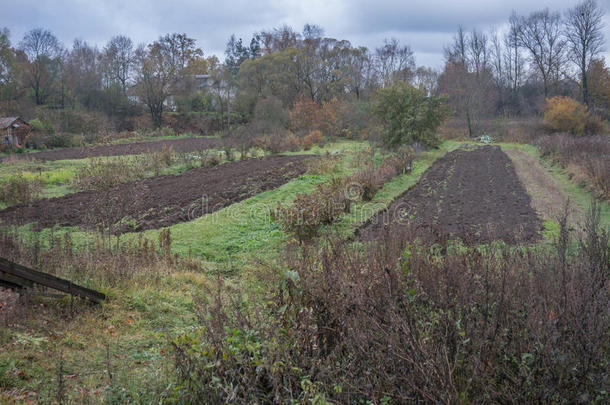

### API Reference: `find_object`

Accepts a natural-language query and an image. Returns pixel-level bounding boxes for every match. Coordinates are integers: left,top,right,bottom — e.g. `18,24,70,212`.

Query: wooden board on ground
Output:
0,257,105,303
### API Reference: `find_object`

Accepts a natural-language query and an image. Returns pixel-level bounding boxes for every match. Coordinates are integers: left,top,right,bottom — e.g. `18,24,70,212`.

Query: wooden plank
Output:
0,257,105,303
0,271,34,288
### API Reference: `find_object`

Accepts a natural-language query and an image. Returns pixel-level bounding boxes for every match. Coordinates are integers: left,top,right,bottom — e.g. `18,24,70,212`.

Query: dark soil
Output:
0,155,309,232
1,137,220,162
357,146,542,245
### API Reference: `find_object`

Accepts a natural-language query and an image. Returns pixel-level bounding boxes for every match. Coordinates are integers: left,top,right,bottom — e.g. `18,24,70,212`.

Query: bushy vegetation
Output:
373,82,447,147
542,96,606,135
537,134,610,199
274,149,414,241
71,146,177,192
0,173,41,206
172,204,609,403
72,158,141,191
273,177,352,242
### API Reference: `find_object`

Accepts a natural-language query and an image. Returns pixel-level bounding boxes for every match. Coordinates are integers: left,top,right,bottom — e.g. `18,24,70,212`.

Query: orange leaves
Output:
543,96,590,136
289,94,321,134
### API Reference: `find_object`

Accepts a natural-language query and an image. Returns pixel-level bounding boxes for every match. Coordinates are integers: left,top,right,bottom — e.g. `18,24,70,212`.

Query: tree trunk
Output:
466,109,473,138
150,103,163,128
581,53,588,106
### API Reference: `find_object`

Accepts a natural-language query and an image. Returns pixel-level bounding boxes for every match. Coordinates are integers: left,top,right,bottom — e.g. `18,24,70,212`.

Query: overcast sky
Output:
2,0,609,68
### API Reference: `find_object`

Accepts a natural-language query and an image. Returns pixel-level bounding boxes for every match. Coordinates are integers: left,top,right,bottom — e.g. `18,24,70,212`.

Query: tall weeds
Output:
172,203,609,403
537,134,610,199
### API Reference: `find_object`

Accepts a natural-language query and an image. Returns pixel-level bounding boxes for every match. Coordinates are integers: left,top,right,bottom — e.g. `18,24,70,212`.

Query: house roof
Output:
0,117,20,129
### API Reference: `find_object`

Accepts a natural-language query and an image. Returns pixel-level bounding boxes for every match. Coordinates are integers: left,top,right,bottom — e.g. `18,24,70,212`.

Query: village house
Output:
1,117,30,148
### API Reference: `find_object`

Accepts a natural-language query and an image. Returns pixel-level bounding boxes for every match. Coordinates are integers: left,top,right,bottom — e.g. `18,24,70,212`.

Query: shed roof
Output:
0,117,20,129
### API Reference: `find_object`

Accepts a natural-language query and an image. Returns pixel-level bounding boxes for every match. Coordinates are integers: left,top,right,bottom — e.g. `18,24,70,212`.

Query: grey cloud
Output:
1,0,608,67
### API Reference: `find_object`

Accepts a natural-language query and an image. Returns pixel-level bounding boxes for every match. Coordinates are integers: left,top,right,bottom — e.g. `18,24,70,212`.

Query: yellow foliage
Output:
543,96,589,136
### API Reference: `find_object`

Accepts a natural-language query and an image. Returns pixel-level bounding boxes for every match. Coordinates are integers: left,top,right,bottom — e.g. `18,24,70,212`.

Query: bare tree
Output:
505,12,525,107
490,28,507,114
468,29,488,76
66,39,101,108
414,66,439,96
102,35,134,93
346,46,374,99
19,28,62,105
440,27,497,136
135,43,175,128
565,0,605,105
135,33,200,127
444,25,468,67
376,38,415,86
516,9,567,98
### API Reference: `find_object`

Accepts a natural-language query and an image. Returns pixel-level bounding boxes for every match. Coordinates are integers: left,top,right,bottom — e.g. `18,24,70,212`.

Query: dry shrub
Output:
72,157,141,191
583,157,610,199
382,146,414,174
347,150,409,201
275,149,412,241
254,132,301,154
0,173,41,206
172,203,610,403
349,165,385,201
273,178,351,242
306,154,341,175
72,147,176,191
148,144,175,174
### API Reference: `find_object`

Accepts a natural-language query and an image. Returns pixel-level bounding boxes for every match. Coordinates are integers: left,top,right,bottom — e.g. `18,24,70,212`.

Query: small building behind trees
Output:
1,117,31,148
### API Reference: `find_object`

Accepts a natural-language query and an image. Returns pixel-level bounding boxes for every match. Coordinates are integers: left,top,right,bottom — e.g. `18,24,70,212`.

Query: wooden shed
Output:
1,117,31,148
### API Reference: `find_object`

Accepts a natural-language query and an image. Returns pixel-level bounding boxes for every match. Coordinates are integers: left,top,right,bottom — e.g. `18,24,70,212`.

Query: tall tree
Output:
101,35,134,93
564,0,605,105
441,27,497,135
134,44,174,128
134,33,201,127
376,38,415,86
468,29,488,76
66,39,101,108
504,12,525,113
345,46,375,99
19,28,62,105
516,9,566,98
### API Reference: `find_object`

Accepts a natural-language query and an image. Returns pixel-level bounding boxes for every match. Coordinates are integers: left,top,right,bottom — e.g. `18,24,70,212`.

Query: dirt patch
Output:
505,149,584,228
357,146,542,245
0,137,221,162
0,155,309,232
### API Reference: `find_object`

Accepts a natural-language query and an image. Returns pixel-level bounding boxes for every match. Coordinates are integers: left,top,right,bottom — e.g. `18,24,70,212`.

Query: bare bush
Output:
172,203,610,403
